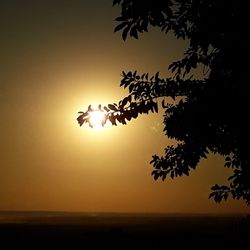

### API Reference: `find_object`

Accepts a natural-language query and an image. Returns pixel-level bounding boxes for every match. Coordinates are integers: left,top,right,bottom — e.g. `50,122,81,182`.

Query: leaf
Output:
113,0,121,6
223,193,229,201
120,78,131,88
162,173,167,181
109,114,117,126
141,19,148,32
104,106,110,112
208,192,217,199
121,97,128,107
211,184,219,190
131,110,138,118
200,151,207,158
115,16,125,21
170,171,174,179
155,72,159,80
108,104,118,111
114,22,128,32
77,115,84,126
162,99,168,108
130,26,138,39
124,80,131,88
127,71,132,77
228,175,235,181
121,117,127,124
221,185,229,190
125,114,131,121
224,162,231,168
153,173,159,180
88,105,93,112
127,95,132,103
153,102,158,113
151,170,157,176
122,25,131,41
231,191,236,199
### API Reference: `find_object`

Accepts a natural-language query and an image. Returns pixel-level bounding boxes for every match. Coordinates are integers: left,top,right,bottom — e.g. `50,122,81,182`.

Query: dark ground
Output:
0,212,249,249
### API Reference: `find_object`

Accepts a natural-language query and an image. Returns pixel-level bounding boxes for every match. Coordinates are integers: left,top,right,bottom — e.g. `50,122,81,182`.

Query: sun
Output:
89,110,106,129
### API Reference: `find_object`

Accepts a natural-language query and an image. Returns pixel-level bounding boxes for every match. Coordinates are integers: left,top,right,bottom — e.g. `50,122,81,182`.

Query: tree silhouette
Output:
77,0,249,204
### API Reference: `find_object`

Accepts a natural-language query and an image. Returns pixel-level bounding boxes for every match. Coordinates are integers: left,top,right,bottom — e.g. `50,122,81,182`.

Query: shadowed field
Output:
0,212,249,249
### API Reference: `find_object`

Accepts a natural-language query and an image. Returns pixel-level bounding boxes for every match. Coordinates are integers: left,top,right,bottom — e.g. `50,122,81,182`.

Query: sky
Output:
0,0,249,214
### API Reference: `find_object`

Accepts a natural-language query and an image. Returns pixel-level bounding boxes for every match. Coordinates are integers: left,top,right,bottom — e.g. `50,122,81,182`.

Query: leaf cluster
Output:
78,0,250,204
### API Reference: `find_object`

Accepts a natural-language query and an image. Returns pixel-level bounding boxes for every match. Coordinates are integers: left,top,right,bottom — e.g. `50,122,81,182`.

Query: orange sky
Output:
0,0,249,214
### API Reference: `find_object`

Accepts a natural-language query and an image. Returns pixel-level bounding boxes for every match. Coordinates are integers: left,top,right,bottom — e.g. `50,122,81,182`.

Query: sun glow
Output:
89,110,106,129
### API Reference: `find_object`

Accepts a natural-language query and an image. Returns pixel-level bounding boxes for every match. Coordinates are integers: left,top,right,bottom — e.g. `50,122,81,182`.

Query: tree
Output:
77,0,250,204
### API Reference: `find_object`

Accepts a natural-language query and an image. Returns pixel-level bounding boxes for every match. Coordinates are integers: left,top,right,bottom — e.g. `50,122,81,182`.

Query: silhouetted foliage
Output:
77,0,250,204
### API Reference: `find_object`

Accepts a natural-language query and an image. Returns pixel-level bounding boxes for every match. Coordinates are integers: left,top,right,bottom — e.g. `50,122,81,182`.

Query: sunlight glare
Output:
89,110,105,129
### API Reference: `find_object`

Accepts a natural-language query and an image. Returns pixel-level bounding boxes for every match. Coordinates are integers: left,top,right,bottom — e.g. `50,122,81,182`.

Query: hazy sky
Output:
0,0,249,214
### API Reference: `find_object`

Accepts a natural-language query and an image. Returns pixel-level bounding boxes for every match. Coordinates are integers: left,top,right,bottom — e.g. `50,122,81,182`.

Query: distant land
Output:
0,211,249,249
0,210,247,225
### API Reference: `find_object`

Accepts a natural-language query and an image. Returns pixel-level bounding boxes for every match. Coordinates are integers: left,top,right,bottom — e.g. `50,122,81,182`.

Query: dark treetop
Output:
77,0,250,204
